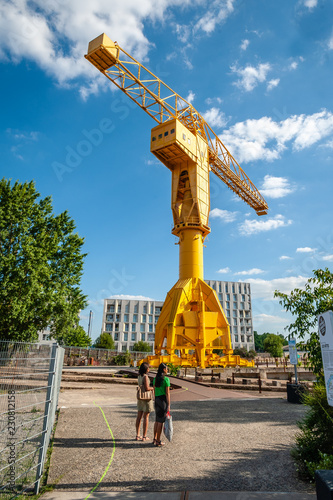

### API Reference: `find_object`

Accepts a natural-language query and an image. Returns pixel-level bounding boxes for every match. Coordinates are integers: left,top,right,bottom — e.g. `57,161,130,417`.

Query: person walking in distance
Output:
153,363,170,447
136,362,154,441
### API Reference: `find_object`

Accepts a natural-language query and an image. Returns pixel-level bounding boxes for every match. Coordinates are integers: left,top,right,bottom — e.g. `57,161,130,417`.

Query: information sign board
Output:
288,338,298,365
318,310,333,407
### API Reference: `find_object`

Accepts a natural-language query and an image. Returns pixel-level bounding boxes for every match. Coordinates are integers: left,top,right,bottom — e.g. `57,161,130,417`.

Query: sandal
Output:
156,440,165,447
142,436,150,441
136,435,142,441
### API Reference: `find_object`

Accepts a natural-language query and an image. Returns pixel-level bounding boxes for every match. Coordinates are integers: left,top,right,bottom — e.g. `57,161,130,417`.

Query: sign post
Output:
288,338,298,384
318,310,333,407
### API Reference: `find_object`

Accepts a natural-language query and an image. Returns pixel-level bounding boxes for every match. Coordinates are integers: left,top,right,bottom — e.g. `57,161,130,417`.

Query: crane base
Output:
141,352,254,369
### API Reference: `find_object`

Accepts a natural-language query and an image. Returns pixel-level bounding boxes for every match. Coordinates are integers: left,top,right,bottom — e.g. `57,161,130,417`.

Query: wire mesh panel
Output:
0,342,64,499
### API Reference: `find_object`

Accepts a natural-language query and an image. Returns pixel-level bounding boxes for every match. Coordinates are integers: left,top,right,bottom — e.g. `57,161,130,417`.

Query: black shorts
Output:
155,395,167,423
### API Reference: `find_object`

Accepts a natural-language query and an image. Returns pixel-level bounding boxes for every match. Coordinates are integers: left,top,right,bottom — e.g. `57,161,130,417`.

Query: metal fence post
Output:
34,343,57,494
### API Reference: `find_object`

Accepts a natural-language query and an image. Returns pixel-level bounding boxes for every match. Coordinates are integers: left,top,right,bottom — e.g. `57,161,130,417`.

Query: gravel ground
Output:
48,387,314,494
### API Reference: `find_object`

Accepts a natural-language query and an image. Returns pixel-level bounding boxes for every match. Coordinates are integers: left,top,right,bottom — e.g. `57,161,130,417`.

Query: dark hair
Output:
139,362,149,376
154,363,167,388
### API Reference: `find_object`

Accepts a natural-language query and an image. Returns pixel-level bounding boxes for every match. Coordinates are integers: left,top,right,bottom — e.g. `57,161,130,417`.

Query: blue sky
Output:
1,0,333,341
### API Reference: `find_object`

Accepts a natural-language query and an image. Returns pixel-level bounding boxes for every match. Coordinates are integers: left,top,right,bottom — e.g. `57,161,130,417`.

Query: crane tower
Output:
85,34,268,368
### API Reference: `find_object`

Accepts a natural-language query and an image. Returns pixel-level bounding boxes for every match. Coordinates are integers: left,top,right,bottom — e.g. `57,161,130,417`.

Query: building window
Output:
233,311,237,318
239,285,242,294
142,314,146,322
225,284,228,293
233,302,237,309
116,314,121,321
247,336,252,342
148,315,153,323
233,319,237,326
188,138,191,144
114,343,118,351
107,304,115,313
152,136,156,141
155,306,162,314
164,131,169,137
105,324,113,331
143,304,147,313
148,334,155,341
226,294,230,301
158,134,162,139
233,294,237,301
218,293,222,301
122,344,127,352
124,314,129,322
234,328,238,334
149,324,153,332
124,323,129,332
106,314,114,321
232,284,235,293
131,333,136,341
114,333,119,341
125,303,129,313
140,324,145,332
124,333,128,341
133,314,138,322
134,303,138,313
115,323,119,331
226,301,230,309
182,133,186,140
150,304,154,314
171,128,175,134
241,335,245,343
141,333,145,341
235,335,239,342
155,316,159,324
131,323,136,332
242,294,245,302
117,304,121,313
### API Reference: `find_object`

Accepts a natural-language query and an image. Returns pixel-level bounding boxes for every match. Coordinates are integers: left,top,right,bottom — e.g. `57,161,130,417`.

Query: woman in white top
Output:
136,362,154,441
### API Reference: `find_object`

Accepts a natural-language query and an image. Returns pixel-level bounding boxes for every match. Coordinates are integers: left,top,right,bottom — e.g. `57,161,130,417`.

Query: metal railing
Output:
0,341,64,499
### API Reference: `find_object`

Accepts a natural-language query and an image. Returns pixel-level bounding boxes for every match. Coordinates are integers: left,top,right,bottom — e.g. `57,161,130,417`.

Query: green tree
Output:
58,325,91,347
93,332,115,350
274,268,333,379
133,340,152,352
0,179,87,343
263,333,284,357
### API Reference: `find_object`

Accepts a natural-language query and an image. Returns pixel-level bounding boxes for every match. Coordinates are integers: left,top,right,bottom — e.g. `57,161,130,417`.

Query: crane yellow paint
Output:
85,34,268,368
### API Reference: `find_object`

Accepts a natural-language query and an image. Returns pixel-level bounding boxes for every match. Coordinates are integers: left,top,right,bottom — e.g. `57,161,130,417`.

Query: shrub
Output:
113,351,131,366
291,383,333,480
167,363,179,376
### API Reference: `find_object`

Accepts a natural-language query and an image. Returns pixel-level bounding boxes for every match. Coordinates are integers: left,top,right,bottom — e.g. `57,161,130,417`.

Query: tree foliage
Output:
263,334,284,357
255,331,287,352
93,332,115,350
274,268,333,379
0,179,87,344
133,340,152,352
233,347,256,359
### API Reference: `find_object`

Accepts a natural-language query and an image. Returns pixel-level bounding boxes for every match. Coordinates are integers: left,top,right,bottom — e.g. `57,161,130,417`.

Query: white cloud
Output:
231,63,271,92
289,61,298,70
323,255,333,261
240,39,250,51
234,268,265,276
254,313,289,325
203,107,227,128
210,208,238,223
194,0,235,34
221,109,333,163
303,0,318,8
186,90,195,103
217,267,231,274
296,247,316,253
329,33,333,50
108,294,157,301
279,255,292,260
239,214,292,236
267,78,280,91
248,276,309,300
260,175,295,199
0,0,205,91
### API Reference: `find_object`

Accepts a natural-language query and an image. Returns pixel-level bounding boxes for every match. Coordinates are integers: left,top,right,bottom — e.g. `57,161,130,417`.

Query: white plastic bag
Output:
164,412,173,442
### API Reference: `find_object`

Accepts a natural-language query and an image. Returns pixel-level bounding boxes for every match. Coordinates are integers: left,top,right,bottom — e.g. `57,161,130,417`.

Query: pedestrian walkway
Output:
42,378,315,498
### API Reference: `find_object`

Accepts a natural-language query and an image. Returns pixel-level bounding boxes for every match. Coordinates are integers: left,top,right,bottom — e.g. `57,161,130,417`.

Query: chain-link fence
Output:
0,341,64,499
64,346,147,366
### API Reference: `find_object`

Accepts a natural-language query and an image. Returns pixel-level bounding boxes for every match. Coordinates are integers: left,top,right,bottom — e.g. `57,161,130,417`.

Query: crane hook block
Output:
85,33,118,71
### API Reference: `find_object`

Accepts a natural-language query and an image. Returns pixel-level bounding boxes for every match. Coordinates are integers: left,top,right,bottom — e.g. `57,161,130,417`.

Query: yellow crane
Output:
85,34,268,369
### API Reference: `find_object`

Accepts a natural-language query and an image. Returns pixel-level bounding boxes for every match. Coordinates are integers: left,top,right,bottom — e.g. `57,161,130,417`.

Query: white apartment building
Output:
102,280,254,352
102,298,164,353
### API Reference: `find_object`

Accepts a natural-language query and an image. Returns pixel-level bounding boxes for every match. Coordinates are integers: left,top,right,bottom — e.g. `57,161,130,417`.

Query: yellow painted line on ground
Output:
84,401,116,500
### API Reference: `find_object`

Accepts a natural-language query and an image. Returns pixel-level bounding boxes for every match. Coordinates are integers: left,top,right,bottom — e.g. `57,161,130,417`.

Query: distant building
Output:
102,280,254,352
